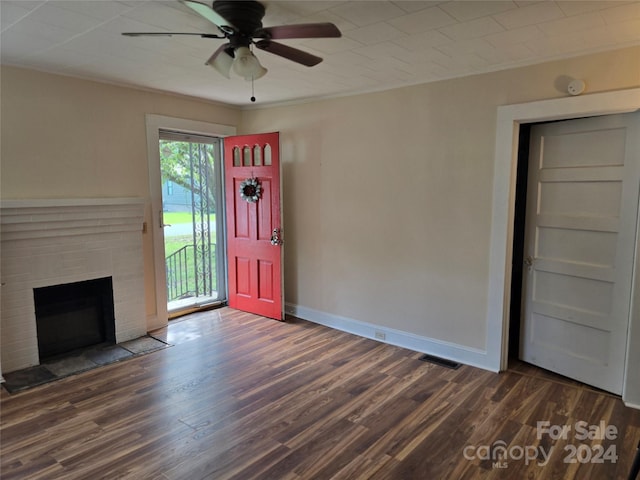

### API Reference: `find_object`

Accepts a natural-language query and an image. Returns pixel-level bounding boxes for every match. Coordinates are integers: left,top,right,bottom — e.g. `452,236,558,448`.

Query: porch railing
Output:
166,244,216,302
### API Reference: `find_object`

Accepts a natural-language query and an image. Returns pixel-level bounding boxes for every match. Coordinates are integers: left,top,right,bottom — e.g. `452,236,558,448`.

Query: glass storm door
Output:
160,131,225,315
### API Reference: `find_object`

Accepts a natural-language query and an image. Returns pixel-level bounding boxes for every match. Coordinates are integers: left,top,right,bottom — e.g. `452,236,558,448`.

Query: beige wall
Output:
0,66,241,319
2,46,639,354
239,46,640,351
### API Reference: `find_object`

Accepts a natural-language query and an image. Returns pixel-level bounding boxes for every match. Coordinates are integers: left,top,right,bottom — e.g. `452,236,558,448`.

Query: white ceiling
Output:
2,0,639,107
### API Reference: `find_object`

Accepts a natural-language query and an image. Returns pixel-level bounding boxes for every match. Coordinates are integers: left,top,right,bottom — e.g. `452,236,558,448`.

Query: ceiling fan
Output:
122,0,341,82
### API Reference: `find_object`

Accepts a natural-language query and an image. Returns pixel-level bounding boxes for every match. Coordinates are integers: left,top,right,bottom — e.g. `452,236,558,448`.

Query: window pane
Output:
253,145,262,166
264,144,272,166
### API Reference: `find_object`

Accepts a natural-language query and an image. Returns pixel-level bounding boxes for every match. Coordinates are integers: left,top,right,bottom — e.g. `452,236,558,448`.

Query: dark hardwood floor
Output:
1,307,639,479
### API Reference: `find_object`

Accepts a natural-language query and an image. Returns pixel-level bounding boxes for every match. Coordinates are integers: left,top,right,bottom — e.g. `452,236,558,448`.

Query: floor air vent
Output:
419,354,461,370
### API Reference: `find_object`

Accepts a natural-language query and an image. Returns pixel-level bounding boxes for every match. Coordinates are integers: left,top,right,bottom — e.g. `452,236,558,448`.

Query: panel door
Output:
224,132,283,320
521,112,639,394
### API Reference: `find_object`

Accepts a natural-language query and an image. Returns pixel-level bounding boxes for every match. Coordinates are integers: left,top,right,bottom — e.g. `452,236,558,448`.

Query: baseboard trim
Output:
146,314,166,333
285,303,496,372
623,401,640,410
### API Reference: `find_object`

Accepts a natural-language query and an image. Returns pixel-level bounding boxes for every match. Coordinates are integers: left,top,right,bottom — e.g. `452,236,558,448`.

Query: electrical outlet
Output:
374,330,386,341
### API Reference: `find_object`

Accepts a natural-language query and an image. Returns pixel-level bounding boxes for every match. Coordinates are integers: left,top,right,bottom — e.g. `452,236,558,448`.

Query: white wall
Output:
239,46,640,370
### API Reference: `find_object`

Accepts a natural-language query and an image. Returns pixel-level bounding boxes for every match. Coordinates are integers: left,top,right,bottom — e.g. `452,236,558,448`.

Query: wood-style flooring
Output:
1,307,639,479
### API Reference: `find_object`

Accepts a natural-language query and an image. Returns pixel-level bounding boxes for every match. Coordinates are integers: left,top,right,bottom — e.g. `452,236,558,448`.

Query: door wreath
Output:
239,177,262,203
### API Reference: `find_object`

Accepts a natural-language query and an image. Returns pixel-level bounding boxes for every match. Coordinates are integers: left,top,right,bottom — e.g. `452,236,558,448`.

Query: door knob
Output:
524,255,534,266
271,228,283,246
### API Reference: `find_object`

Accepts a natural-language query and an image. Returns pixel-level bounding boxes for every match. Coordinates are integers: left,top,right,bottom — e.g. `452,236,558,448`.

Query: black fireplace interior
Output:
34,277,116,360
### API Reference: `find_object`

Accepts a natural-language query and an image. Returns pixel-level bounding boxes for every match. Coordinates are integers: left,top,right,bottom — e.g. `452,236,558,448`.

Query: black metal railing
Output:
166,244,193,301
166,243,217,302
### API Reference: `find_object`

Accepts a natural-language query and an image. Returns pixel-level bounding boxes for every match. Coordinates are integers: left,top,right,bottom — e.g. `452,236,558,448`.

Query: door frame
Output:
145,114,236,331
487,88,640,406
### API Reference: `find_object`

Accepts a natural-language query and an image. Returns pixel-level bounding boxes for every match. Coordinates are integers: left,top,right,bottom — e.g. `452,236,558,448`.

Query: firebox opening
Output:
34,277,116,360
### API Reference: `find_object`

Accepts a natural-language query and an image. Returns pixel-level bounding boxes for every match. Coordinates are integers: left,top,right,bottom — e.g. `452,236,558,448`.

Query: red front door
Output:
224,132,282,320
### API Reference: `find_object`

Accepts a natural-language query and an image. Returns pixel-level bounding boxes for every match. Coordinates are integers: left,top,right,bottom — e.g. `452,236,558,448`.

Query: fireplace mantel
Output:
1,197,142,207
1,198,147,373
1,198,144,240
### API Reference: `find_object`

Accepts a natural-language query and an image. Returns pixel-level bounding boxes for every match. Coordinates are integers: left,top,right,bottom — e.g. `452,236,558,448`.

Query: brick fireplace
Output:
0,198,147,374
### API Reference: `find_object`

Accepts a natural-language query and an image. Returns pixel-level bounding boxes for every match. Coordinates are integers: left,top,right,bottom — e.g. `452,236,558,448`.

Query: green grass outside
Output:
165,234,192,256
163,212,216,225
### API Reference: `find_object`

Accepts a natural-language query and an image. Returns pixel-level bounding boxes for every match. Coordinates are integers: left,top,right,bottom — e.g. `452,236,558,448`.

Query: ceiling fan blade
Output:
255,40,322,67
257,23,341,40
122,32,223,38
181,0,235,32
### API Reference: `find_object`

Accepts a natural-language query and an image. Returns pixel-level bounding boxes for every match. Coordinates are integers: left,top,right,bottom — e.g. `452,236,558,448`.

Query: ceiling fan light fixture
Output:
232,46,266,80
208,49,233,79
243,64,267,81
125,1,342,84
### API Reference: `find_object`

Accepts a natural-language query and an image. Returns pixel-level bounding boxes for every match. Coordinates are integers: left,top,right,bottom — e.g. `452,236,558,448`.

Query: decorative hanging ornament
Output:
239,177,262,203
